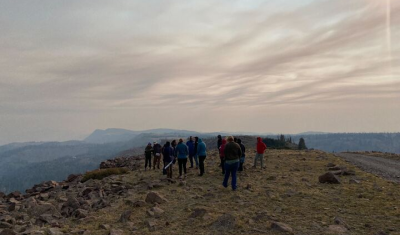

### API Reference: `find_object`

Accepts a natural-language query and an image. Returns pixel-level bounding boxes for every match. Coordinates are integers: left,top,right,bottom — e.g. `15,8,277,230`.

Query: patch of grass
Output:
81,168,129,182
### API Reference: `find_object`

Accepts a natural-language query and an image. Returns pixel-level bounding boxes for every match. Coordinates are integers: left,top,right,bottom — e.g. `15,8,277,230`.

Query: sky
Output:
0,0,399,145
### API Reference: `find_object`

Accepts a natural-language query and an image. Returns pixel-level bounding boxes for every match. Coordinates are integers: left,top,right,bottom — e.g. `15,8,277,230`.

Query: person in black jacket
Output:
144,143,153,171
217,135,222,150
193,137,199,169
237,139,246,171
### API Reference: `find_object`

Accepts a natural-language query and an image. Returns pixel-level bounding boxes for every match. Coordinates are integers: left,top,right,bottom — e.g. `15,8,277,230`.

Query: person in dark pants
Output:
162,141,174,179
217,135,223,167
175,138,189,178
219,139,227,174
223,136,242,190
217,135,222,150
186,136,195,168
144,143,153,171
237,139,246,171
193,137,199,169
197,138,207,176
153,142,162,170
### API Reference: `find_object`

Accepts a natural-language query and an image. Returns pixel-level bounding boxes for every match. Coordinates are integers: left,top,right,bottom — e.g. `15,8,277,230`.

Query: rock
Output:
0,229,16,235
72,209,88,219
349,179,360,184
211,214,236,231
334,217,349,229
246,184,252,190
328,166,342,171
319,172,341,184
267,176,276,181
178,181,186,187
99,224,111,230
145,192,167,204
326,225,348,234
28,203,59,217
189,208,207,218
66,174,79,182
146,219,156,231
270,222,293,234
46,228,64,235
331,170,343,175
326,163,336,167
118,210,132,223
150,207,164,217
342,170,356,176
109,229,124,235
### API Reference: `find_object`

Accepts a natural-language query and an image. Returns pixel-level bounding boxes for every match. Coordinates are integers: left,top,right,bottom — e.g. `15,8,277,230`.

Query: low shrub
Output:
81,168,129,182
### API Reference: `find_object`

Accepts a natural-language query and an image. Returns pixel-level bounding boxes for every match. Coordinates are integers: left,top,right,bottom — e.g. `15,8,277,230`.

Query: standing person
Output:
219,139,227,174
217,135,223,150
197,138,207,176
237,139,246,171
144,143,153,171
186,137,195,168
153,142,162,170
162,141,174,179
223,136,242,190
193,137,199,169
175,139,189,178
254,137,267,169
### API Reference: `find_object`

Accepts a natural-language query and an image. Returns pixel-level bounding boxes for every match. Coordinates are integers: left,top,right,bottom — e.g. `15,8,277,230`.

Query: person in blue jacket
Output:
196,138,207,176
186,136,196,168
175,138,189,178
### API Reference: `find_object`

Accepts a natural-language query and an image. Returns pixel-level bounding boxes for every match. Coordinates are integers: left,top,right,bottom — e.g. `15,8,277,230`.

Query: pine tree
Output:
298,138,307,150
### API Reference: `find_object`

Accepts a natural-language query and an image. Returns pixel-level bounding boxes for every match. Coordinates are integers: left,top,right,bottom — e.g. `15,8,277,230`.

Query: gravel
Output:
336,153,400,183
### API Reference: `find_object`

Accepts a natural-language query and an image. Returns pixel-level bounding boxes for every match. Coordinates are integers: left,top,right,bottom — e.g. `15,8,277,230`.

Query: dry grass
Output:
65,149,400,235
81,168,129,183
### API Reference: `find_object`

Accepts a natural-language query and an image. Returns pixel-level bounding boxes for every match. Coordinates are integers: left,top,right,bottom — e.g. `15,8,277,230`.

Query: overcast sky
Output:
0,0,399,145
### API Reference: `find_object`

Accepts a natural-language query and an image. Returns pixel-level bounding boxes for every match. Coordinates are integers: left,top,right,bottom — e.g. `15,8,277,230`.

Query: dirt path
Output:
336,152,400,182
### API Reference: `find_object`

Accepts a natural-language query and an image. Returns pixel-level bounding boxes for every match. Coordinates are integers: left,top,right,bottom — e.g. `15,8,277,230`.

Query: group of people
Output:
144,135,267,191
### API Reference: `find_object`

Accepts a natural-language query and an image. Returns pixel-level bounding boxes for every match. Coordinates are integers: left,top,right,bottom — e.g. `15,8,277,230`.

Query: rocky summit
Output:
0,148,399,235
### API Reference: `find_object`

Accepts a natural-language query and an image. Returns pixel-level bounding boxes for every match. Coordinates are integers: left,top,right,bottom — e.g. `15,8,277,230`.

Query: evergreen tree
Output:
298,138,307,150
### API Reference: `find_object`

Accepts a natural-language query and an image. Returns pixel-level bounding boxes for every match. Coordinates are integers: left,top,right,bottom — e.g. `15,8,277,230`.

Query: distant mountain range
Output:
1,128,399,194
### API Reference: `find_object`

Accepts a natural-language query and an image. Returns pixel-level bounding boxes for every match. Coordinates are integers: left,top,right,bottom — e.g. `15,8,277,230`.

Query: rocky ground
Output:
0,147,399,235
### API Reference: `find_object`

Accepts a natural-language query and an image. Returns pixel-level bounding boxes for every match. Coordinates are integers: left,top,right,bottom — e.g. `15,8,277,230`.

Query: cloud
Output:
0,0,399,144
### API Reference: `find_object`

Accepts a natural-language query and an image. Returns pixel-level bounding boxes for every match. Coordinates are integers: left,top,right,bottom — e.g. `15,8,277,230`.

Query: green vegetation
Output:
298,137,307,150
81,168,129,182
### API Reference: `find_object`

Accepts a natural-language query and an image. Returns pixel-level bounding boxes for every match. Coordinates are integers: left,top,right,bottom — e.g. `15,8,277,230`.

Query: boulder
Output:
28,203,59,217
145,192,167,204
118,210,132,223
319,172,341,184
270,222,293,234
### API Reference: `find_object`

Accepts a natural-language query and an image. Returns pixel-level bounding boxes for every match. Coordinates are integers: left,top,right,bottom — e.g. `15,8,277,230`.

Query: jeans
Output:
145,156,152,169
254,153,264,168
178,158,187,176
189,154,195,167
199,156,206,175
223,162,240,190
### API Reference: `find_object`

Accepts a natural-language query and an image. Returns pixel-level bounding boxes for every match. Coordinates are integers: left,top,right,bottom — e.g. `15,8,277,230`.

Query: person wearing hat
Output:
153,141,162,170
144,143,153,171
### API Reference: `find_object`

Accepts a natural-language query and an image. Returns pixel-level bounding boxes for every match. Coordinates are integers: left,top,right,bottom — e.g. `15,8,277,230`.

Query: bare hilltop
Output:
0,138,399,235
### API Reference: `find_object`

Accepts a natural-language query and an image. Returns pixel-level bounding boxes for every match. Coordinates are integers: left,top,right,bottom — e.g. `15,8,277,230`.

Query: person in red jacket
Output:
254,137,267,169
219,139,227,174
